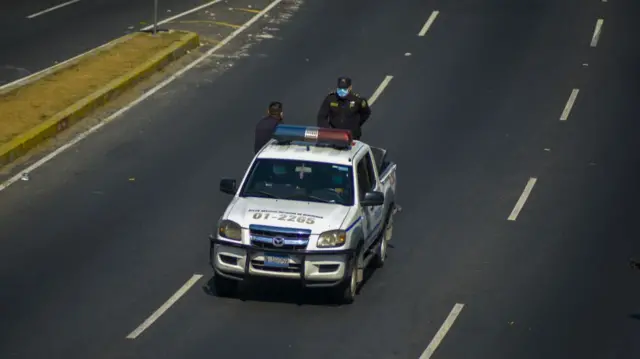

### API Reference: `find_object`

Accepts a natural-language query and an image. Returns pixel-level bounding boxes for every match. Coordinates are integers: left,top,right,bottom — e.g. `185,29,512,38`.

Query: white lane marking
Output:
0,0,283,193
590,18,604,47
559,89,579,121
418,10,439,37
369,75,393,105
126,274,203,339
26,0,81,19
508,177,537,221
140,0,223,31
419,303,465,359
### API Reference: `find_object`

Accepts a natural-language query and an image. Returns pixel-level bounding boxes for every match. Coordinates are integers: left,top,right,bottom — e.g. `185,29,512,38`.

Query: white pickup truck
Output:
209,125,398,304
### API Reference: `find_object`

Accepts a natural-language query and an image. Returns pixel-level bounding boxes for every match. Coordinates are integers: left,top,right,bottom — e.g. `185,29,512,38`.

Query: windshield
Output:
239,158,354,206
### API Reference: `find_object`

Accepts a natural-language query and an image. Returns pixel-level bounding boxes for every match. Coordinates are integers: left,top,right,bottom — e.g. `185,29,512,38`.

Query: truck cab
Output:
210,125,398,304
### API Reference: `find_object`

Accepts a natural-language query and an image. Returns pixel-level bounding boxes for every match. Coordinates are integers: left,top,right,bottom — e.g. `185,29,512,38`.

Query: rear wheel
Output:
373,211,393,268
213,274,238,298
372,234,388,268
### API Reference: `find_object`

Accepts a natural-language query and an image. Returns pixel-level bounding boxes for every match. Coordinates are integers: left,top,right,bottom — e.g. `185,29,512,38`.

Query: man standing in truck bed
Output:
316,77,371,140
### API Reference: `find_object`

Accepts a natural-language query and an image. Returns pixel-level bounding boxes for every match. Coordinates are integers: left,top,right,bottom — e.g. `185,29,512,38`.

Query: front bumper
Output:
209,236,355,288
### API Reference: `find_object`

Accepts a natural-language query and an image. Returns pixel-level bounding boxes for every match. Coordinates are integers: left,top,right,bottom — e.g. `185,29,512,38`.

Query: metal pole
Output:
153,0,158,35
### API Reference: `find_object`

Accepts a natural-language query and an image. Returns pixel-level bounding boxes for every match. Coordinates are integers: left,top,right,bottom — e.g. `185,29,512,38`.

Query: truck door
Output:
362,151,384,241
356,156,374,244
356,152,383,248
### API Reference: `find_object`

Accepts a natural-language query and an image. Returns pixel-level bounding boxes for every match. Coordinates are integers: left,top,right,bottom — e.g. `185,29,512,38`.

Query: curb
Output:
0,33,136,94
0,30,200,168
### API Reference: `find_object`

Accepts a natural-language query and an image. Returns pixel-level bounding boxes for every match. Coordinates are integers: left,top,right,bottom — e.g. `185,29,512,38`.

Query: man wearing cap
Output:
254,101,284,154
316,76,371,140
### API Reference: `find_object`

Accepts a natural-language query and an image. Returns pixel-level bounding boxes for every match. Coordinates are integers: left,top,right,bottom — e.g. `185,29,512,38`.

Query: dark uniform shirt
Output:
316,92,371,140
254,115,282,153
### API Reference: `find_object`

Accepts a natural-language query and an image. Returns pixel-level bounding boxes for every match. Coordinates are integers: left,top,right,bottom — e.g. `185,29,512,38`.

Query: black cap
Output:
337,76,352,89
268,101,283,115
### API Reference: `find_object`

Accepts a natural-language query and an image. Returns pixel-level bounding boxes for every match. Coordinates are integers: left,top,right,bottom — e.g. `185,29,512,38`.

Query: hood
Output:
226,197,351,234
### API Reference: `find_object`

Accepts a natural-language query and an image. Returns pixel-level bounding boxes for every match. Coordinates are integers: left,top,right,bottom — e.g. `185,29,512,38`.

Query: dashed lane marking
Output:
126,274,203,339
508,177,537,221
559,89,579,121
419,303,465,359
418,10,439,36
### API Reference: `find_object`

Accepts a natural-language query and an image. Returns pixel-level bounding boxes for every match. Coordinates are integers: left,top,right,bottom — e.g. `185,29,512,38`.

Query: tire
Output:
213,273,238,298
373,211,393,268
332,250,359,304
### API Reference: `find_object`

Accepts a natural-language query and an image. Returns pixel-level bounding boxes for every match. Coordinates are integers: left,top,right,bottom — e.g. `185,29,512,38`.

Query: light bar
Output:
272,125,353,148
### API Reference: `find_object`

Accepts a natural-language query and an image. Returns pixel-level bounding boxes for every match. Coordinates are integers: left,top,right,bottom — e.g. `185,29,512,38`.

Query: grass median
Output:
0,30,199,166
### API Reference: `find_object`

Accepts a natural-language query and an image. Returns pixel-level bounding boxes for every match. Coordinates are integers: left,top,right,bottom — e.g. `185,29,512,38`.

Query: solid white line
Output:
0,0,283,193
418,11,439,36
590,19,604,47
27,0,81,19
508,177,537,221
126,274,203,339
419,303,465,359
559,89,579,121
140,0,223,31
369,75,393,105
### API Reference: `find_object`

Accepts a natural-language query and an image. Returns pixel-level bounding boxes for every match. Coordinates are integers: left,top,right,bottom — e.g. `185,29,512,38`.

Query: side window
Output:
356,159,371,200
363,152,376,189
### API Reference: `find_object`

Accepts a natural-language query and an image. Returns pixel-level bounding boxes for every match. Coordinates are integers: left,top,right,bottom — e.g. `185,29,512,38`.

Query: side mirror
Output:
220,178,237,195
361,191,384,207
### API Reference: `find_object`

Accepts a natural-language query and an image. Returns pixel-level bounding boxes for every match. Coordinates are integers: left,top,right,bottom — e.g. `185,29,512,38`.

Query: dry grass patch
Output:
0,31,186,146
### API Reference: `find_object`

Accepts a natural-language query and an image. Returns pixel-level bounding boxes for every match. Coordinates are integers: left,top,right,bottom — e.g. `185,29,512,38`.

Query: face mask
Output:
336,88,349,97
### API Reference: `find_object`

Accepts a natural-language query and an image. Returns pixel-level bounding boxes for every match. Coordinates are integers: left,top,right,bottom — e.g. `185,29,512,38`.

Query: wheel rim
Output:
379,236,387,260
349,266,357,296
385,216,394,240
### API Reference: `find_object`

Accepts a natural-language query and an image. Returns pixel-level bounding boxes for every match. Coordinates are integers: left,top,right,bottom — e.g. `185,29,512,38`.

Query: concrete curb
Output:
0,33,136,94
0,30,200,168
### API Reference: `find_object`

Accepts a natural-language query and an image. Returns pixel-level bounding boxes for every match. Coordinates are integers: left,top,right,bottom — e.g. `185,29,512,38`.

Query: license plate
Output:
264,253,289,268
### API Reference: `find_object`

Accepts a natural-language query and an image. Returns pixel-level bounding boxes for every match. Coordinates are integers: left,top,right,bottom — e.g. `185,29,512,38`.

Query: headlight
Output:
316,230,347,248
218,220,242,241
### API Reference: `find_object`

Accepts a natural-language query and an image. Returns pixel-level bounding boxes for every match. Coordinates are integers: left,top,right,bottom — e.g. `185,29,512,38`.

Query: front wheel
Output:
331,252,359,304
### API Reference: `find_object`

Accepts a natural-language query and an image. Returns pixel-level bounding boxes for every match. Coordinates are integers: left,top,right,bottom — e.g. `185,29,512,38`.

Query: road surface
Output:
1,0,639,358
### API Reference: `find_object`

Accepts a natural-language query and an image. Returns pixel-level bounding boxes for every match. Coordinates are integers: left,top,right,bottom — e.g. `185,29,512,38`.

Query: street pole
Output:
153,0,158,35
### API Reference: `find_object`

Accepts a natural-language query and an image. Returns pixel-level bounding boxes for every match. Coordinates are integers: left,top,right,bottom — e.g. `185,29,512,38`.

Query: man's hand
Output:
629,258,640,270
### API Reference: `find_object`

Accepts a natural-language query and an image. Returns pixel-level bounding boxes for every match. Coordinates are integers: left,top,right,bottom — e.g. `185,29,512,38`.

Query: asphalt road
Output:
1,0,640,358
0,0,217,85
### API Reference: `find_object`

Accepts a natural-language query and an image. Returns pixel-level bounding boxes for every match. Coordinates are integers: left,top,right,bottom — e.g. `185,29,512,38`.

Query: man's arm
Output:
358,97,371,125
317,95,331,128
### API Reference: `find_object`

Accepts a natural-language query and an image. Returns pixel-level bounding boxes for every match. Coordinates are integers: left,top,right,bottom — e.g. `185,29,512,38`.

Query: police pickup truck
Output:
209,125,398,304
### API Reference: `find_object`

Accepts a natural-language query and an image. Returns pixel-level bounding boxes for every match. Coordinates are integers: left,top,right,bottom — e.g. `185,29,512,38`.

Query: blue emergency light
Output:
272,125,353,149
